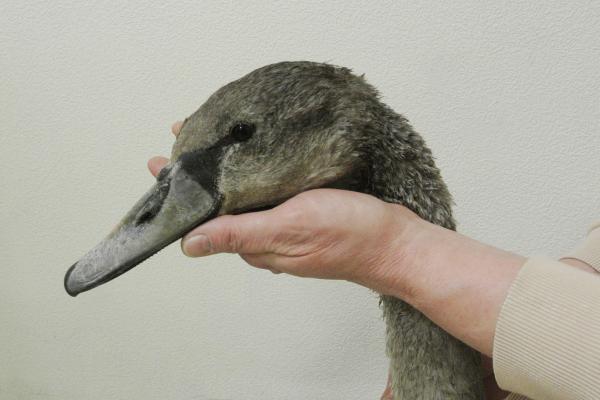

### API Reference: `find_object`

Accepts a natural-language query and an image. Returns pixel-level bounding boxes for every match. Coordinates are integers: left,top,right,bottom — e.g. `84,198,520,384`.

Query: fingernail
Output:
183,234,212,257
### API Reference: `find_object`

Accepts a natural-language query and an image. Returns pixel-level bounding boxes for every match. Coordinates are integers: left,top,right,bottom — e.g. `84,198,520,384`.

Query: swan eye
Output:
229,122,255,142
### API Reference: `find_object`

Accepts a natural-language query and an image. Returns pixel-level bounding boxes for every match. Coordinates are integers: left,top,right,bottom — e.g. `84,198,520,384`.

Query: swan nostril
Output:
135,209,156,226
134,182,170,226
134,202,161,226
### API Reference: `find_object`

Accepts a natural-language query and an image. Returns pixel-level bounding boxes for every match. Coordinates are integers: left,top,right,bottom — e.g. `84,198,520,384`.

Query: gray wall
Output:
2,1,598,399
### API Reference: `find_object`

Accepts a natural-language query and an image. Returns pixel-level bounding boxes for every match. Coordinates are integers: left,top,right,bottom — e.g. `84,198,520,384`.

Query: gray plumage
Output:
177,61,484,399
65,61,483,399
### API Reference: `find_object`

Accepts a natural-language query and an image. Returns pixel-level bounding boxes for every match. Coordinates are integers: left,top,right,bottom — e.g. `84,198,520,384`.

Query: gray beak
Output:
64,162,221,296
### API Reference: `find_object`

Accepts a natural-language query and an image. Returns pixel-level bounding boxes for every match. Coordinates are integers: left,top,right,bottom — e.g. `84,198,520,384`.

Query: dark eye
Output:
229,122,255,142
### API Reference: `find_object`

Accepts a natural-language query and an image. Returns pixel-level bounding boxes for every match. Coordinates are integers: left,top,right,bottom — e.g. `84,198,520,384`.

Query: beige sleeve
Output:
493,224,600,400
496,222,600,400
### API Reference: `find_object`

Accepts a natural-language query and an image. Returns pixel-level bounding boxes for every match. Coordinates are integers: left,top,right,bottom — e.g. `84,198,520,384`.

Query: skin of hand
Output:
150,121,596,400
150,156,417,285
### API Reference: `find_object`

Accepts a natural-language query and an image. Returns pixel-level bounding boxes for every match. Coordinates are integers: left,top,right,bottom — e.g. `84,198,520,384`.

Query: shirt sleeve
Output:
493,256,600,400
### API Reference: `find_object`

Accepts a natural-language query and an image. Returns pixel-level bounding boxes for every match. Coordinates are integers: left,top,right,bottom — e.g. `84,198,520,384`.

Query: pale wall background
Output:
1,1,599,399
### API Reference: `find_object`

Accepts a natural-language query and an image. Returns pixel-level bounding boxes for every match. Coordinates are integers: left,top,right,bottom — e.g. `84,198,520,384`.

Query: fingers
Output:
182,211,281,256
171,121,183,137
146,121,183,177
380,372,394,400
147,156,170,177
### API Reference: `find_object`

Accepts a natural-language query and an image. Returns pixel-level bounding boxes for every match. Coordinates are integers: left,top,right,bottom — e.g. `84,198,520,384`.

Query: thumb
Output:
182,211,279,257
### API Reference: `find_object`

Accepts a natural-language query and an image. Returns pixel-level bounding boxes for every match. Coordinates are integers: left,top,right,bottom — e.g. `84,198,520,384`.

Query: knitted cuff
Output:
493,257,600,400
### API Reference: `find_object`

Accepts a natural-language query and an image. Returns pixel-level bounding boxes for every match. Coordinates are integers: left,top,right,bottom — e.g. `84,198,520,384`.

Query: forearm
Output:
365,206,526,356
372,212,600,399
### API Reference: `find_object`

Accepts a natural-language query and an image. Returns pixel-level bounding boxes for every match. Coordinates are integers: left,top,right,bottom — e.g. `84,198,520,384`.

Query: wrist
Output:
364,205,526,354
354,203,431,299
381,213,453,303
405,224,525,354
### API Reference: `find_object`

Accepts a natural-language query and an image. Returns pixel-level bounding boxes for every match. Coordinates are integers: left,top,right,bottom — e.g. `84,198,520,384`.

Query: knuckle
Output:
223,228,242,253
213,216,244,253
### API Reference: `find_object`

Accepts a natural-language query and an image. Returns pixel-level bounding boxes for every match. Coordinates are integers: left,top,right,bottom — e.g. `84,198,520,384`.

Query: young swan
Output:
65,61,483,399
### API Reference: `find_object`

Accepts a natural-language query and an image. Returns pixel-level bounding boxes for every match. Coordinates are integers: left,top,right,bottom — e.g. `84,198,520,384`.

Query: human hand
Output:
148,121,420,289
185,188,415,284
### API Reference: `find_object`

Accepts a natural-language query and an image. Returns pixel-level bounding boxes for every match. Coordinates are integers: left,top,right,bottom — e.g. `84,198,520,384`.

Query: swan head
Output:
64,61,382,296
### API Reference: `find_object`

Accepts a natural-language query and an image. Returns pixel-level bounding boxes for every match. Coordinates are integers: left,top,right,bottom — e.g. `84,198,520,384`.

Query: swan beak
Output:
64,162,221,296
